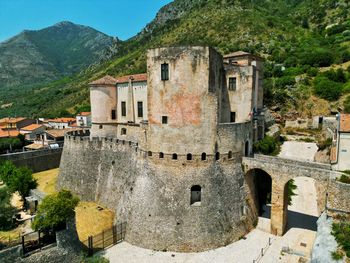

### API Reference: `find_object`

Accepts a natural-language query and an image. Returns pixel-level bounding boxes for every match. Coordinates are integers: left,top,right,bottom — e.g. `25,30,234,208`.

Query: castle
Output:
58,46,266,252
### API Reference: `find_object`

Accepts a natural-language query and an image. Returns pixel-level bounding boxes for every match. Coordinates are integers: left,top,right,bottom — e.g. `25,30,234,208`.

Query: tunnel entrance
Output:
245,169,272,218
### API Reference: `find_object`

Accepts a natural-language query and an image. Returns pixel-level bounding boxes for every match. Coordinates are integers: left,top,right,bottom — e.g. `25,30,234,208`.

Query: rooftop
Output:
340,114,350,132
116,73,147,84
89,75,118,86
48,118,76,123
223,51,262,60
77,112,91,116
0,117,26,124
0,129,20,138
21,124,45,131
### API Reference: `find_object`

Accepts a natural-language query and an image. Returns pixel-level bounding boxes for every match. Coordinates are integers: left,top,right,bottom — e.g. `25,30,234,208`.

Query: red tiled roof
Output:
340,114,350,132
48,118,76,123
78,112,91,116
89,75,117,86
0,117,26,124
0,129,20,138
116,73,147,84
21,124,45,131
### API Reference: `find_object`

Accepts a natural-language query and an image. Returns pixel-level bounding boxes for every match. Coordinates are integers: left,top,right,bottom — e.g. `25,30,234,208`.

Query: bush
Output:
344,95,350,113
253,136,279,155
32,190,79,231
320,69,347,83
331,250,344,260
0,186,16,230
332,222,350,258
307,67,318,77
300,48,334,67
317,138,332,150
313,76,343,101
339,174,350,184
287,179,297,205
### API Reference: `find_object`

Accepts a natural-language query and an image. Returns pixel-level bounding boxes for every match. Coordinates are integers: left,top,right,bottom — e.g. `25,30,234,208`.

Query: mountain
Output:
0,21,115,90
0,0,350,118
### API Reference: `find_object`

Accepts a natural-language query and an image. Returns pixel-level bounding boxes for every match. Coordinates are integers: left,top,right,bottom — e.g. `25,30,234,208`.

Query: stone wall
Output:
58,135,255,252
0,148,62,172
327,180,350,218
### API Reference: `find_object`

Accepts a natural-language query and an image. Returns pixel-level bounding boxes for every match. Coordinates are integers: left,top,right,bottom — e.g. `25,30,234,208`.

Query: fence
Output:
22,230,56,257
252,237,273,263
0,234,21,251
82,222,126,256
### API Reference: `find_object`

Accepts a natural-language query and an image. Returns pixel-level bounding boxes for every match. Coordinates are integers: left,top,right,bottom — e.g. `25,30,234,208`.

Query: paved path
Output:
279,141,318,162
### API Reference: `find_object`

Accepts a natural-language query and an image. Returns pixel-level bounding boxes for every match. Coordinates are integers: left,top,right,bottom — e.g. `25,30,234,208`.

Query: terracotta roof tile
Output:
223,51,262,60
77,112,91,116
0,129,20,138
89,75,117,86
116,73,147,84
340,114,350,132
48,118,76,123
21,124,45,131
0,117,26,124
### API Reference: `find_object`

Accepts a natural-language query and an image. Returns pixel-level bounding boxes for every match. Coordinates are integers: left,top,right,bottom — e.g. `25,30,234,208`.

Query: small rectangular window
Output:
228,77,237,91
230,112,236,123
137,101,143,118
161,63,169,81
162,116,168,124
99,125,103,129
121,102,126,117
111,110,116,120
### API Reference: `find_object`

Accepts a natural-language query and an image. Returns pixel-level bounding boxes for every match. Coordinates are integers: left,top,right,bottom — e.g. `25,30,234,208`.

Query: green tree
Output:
32,190,79,231
7,167,37,200
0,161,18,184
286,179,297,205
253,136,279,155
344,95,350,113
0,186,16,230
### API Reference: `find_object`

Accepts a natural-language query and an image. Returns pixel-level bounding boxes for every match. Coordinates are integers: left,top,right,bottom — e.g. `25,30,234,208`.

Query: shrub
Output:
332,222,350,258
344,95,350,113
7,167,37,200
339,174,350,184
253,136,279,155
307,67,318,77
320,69,347,83
318,138,332,150
313,76,343,101
32,190,79,231
331,250,344,260
287,179,297,205
300,48,334,67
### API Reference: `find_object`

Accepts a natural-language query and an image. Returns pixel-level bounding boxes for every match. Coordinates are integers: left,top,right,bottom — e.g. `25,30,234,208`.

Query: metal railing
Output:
252,237,273,263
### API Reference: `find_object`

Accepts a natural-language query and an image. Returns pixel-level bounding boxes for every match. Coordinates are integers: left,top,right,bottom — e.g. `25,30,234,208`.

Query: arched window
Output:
187,153,192,161
228,151,233,159
190,185,201,205
201,153,207,161
148,151,152,157
172,153,178,160
215,152,220,160
159,152,164,159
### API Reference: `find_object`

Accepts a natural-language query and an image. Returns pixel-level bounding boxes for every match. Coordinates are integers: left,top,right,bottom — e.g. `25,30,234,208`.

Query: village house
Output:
19,124,47,142
45,117,76,129
76,112,92,127
0,117,35,130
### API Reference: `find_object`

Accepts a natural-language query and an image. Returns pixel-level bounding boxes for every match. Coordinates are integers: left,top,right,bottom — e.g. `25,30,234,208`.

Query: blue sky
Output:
0,0,173,42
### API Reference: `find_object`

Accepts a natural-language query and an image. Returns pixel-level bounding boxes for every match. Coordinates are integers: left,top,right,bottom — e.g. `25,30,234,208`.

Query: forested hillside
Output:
0,0,349,118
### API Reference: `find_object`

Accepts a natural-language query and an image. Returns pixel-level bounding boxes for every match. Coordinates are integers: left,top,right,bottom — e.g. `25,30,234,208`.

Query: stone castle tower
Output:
58,46,265,252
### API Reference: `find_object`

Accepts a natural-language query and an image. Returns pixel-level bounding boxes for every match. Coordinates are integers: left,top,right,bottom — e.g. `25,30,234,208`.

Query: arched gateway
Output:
242,154,336,235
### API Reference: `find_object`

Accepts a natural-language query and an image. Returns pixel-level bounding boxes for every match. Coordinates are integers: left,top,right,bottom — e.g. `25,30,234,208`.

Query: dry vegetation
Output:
75,201,114,242
33,168,59,195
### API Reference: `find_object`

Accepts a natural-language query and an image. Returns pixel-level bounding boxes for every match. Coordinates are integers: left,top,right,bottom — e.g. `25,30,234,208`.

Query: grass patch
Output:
0,227,21,245
338,174,350,184
75,201,114,242
33,168,59,195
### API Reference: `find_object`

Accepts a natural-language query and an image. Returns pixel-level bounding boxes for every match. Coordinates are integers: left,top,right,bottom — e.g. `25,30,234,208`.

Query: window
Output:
230,112,236,123
121,102,126,117
137,101,143,118
190,185,201,206
172,153,178,160
99,125,103,129
162,116,168,124
215,152,220,160
201,153,207,161
121,128,127,135
187,153,192,161
159,152,164,159
161,63,169,81
148,151,152,157
228,77,237,91
228,151,233,159
111,110,116,120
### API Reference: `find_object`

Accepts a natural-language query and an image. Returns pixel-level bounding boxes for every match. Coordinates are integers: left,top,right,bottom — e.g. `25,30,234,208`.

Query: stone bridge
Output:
242,154,341,236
